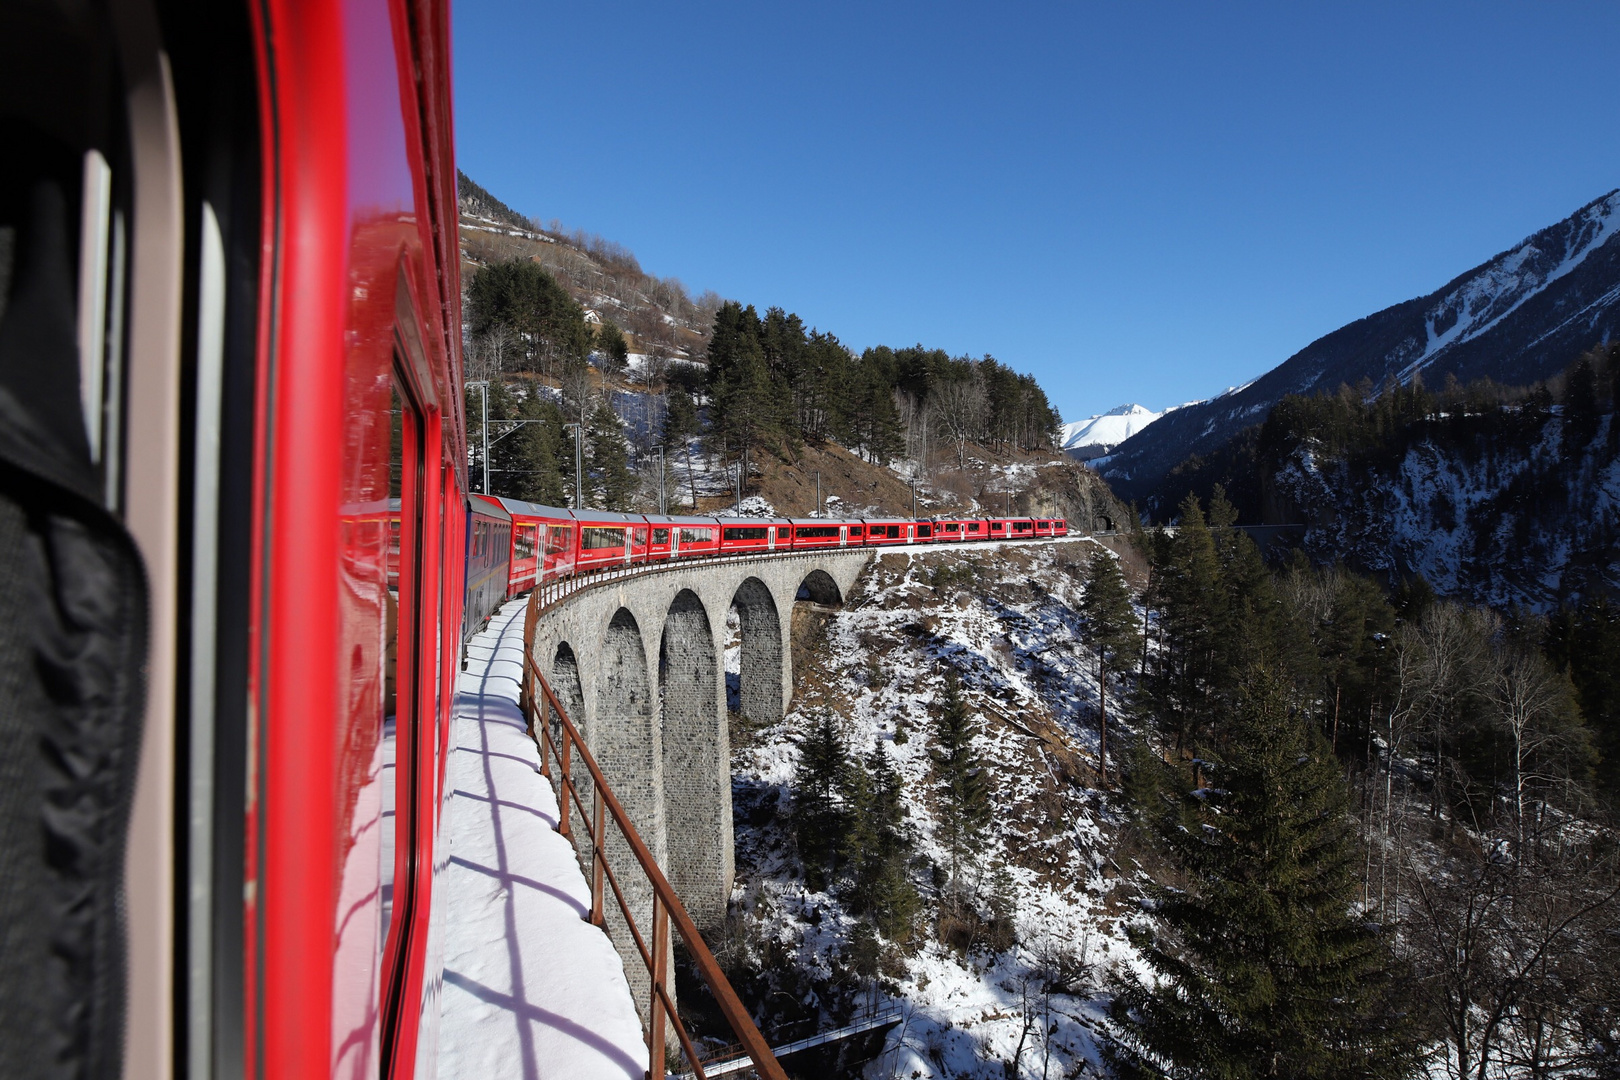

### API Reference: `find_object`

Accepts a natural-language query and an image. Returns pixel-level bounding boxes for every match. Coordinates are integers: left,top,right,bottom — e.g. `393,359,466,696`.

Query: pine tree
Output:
586,400,635,510
847,743,920,940
595,318,629,377
1111,667,1422,1080
795,711,851,891
1144,494,1226,757
1079,548,1137,786
931,671,991,882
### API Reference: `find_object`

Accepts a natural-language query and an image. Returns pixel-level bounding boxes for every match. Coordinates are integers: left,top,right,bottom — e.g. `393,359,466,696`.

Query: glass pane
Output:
381,383,402,954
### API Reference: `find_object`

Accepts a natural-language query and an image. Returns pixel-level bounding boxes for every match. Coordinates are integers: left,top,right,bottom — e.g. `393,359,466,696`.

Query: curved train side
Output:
464,494,1069,637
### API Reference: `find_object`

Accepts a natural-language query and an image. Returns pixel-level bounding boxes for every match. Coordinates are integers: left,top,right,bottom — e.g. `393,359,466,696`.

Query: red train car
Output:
573,509,652,572
860,518,919,546
717,516,792,554
784,518,853,549
466,497,513,634
0,0,470,1075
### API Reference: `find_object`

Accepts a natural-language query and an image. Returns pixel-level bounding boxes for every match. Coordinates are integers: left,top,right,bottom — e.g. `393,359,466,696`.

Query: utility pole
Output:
467,380,490,494
910,480,917,521
651,445,666,515
564,422,583,510
815,470,821,517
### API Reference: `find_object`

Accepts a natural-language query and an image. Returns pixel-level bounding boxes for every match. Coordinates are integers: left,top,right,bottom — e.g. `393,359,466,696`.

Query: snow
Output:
726,541,1145,1079
436,601,648,1080
718,494,778,517
1059,404,1164,452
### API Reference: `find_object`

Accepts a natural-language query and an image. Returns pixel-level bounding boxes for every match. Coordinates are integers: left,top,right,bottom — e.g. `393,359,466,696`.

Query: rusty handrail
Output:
519,641,787,1080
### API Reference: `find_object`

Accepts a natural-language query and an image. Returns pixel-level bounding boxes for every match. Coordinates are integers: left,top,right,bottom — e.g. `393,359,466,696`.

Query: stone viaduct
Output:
524,549,870,998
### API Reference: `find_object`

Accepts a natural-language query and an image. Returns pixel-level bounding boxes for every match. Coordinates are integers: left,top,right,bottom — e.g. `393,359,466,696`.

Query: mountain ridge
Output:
1101,188,1620,506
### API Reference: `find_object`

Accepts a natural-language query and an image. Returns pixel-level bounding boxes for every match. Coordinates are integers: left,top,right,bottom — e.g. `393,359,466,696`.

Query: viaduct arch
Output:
527,551,869,1013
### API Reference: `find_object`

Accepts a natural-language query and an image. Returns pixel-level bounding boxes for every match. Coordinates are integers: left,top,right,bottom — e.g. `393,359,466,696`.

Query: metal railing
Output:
519,642,787,1080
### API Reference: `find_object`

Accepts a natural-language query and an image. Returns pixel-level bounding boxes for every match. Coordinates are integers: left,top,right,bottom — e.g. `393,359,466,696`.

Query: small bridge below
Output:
695,1006,907,1077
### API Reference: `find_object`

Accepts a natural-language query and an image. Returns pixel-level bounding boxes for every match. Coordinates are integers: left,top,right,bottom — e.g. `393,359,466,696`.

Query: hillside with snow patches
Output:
1102,189,1620,503
722,541,1144,1078
1269,409,1620,611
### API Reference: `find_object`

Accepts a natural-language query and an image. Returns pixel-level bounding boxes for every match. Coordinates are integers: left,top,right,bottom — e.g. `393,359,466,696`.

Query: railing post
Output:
537,693,551,779
590,786,606,926
559,732,573,838
649,895,668,1080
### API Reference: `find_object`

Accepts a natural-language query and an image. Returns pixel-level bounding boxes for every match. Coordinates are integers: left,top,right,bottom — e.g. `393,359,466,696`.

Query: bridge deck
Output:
436,600,646,1080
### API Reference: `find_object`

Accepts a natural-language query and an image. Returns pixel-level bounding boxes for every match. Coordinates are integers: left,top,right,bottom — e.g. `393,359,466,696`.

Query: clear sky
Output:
451,1,1620,424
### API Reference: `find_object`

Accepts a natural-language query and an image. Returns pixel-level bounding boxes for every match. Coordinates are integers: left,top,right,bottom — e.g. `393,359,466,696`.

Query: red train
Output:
468,495,1068,633
0,0,1066,1076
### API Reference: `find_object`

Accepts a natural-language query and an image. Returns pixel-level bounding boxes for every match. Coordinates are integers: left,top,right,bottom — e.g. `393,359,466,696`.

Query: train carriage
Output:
573,509,651,572
859,518,918,546
717,516,791,554
465,497,513,638
785,518,850,549
668,516,722,559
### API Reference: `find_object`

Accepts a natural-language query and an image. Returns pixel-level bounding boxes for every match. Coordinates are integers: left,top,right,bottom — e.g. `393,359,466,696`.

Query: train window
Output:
381,372,426,1042
679,527,712,545
849,526,863,536
1015,521,1031,531
633,526,648,546
545,524,571,554
777,526,790,539
918,525,932,538
514,527,536,561
796,526,839,538
652,528,670,544
945,523,960,532
723,526,768,541
968,523,981,532
887,525,901,538
581,527,626,549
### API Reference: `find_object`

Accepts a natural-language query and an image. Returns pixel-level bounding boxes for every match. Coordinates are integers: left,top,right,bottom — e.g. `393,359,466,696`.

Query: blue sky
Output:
451,2,1620,424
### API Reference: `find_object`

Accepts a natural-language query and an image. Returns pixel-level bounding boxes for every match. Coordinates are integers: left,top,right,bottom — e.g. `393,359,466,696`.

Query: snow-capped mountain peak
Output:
1061,403,1166,458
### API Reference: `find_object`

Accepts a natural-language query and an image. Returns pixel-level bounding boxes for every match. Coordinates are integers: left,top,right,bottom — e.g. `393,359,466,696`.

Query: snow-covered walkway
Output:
436,600,647,1080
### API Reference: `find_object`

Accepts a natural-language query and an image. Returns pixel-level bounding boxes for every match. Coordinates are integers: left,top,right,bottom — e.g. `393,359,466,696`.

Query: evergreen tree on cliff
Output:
1079,548,1137,786
1111,667,1421,1080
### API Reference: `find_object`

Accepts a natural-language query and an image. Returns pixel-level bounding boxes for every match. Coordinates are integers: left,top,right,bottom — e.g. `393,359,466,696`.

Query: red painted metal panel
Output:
248,0,464,1074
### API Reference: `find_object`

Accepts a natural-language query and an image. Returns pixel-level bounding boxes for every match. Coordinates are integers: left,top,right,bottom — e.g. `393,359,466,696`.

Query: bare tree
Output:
1482,639,1584,856
894,389,930,478
929,369,987,473
559,356,595,429
1405,845,1620,1080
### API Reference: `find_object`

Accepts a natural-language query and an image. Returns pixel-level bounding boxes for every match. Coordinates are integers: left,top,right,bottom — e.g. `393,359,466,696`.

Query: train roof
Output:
469,495,513,523
655,515,727,527
479,495,567,518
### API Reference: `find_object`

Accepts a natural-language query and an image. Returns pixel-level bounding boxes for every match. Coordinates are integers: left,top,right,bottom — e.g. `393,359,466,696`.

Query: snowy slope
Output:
1103,188,1620,500
727,542,1146,1079
1269,412,1620,611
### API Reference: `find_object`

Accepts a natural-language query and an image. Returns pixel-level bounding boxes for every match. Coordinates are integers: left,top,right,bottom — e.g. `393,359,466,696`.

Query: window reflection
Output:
381,382,403,956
